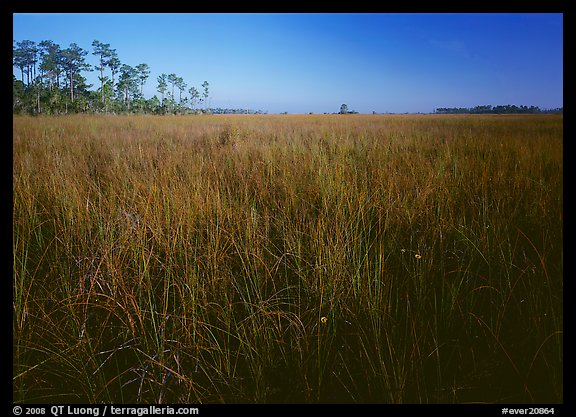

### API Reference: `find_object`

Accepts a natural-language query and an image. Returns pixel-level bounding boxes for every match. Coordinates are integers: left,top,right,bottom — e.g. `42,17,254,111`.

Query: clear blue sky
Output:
13,13,563,114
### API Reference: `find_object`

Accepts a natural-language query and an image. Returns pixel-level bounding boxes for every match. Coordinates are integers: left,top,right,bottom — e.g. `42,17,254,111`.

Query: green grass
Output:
13,114,562,403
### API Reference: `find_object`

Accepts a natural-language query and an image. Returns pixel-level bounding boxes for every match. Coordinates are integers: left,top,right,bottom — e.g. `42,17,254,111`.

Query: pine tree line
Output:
434,105,563,115
13,39,213,115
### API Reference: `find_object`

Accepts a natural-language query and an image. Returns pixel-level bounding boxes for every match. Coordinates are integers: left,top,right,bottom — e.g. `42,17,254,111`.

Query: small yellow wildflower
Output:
320,316,328,324
415,254,422,259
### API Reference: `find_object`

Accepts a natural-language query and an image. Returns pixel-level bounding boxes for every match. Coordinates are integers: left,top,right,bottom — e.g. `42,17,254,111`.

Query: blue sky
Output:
13,13,563,114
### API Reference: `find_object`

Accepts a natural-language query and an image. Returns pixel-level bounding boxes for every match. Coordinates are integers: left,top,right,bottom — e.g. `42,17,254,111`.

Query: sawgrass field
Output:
13,114,563,403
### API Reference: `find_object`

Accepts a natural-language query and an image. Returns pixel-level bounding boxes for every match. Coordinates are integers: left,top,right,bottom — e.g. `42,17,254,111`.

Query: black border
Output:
6,2,570,416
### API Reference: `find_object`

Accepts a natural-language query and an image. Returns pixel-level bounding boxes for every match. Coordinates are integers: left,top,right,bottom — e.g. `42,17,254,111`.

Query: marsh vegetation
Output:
13,114,562,403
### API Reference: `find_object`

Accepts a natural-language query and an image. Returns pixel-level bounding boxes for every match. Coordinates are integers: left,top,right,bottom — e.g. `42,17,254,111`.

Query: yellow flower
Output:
320,316,328,324
415,254,422,259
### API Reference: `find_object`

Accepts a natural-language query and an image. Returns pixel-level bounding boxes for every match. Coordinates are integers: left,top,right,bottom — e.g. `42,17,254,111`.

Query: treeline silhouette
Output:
434,105,562,114
13,38,267,115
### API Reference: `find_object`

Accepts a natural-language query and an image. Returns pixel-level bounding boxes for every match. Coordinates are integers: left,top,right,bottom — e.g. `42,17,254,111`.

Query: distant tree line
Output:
434,105,563,115
210,108,267,115
13,39,263,116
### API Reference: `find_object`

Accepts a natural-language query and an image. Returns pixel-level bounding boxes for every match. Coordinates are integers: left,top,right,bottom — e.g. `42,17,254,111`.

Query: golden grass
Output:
13,114,562,403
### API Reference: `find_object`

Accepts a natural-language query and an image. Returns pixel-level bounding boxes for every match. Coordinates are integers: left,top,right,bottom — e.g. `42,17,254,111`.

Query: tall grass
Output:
13,114,562,403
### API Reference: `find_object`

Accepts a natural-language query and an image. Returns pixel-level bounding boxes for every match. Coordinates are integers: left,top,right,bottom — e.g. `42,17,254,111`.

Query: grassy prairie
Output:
13,114,562,403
